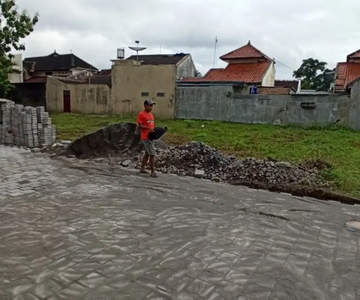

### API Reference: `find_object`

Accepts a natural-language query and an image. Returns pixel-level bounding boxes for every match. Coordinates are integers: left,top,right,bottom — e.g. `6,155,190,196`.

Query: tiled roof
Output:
181,62,271,84
57,75,112,86
23,76,47,83
275,80,299,90
24,52,98,72
335,62,360,92
347,50,360,60
99,69,111,75
220,41,271,61
126,53,188,65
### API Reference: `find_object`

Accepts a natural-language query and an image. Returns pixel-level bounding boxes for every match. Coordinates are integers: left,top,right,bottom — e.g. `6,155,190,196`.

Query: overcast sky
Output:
15,0,360,79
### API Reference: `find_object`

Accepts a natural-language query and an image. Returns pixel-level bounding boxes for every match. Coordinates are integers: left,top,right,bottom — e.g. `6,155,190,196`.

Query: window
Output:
141,92,149,97
157,92,165,97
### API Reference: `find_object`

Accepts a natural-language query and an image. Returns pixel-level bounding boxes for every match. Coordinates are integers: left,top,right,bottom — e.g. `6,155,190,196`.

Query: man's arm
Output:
137,123,154,132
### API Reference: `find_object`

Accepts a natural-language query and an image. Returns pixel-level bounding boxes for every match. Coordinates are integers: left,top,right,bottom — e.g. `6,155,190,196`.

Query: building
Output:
181,41,275,88
8,54,23,83
7,51,98,108
46,53,196,117
126,53,195,79
275,80,299,90
46,72,111,114
335,50,360,93
23,51,98,84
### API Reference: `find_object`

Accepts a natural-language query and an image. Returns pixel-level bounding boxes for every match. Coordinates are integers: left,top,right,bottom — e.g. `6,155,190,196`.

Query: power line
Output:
273,58,295,71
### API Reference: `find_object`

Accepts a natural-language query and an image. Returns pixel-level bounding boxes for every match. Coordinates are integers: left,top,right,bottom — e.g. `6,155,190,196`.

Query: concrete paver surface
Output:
1,145,360,299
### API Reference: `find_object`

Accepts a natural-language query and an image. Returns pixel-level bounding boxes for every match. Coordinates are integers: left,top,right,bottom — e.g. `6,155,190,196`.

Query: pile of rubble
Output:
136,142,324,186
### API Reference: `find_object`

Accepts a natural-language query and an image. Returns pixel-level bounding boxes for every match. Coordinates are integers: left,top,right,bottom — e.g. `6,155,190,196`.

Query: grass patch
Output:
51,113,360,198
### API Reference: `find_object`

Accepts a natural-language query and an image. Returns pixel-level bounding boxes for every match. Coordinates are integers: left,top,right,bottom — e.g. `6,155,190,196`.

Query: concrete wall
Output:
177,56,196,79
9,54,23,83
261,62,275,86
349,80,360,130
175,85,351,126
46,77,112,114
111,59,176,118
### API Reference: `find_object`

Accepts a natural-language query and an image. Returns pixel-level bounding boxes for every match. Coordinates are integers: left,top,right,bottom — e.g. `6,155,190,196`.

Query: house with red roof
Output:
181,41,275,88
335,50,360,93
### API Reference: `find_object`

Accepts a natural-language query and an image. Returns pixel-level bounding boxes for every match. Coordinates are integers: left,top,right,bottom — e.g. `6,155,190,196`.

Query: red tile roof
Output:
181,62,271,84
335,62,360,92
220,41,271,61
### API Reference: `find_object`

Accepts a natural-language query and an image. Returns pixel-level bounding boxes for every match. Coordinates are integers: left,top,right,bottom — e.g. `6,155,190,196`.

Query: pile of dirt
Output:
135,142,326,187
53,123,142,159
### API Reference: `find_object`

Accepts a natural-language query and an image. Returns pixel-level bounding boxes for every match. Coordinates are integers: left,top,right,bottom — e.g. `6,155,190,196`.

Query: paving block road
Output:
1,145,360,299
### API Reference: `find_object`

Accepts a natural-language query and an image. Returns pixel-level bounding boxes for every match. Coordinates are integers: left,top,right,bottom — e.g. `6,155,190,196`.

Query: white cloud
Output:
13,0,360,78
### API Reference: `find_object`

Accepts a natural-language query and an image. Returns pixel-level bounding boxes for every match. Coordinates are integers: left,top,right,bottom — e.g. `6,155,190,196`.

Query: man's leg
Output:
148,141,157,177
140,152,149,173
149,155,156,176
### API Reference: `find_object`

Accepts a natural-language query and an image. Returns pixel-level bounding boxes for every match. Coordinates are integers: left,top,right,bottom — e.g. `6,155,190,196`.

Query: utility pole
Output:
213,36,218,68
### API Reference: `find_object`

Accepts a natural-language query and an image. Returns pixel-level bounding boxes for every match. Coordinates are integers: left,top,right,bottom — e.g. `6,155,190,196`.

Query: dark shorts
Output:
142,140,155,156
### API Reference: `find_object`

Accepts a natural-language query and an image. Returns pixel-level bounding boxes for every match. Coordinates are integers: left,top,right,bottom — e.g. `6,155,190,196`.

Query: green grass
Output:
51,112,360,198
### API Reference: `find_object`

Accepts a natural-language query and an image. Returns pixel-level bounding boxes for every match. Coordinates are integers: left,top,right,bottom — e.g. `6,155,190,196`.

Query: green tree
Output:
194,69,202,77
0,0,38,97
293,58,334,91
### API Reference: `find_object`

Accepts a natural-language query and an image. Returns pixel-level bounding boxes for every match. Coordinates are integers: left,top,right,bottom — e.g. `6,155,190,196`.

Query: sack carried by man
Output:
148,126,168,140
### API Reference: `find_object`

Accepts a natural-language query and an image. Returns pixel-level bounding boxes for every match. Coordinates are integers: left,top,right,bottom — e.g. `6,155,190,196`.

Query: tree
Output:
194,69,202,77
293,58,334,92
0,0,38,97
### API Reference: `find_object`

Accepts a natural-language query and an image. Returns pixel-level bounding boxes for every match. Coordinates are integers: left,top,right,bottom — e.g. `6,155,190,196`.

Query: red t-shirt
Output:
137,110,155,140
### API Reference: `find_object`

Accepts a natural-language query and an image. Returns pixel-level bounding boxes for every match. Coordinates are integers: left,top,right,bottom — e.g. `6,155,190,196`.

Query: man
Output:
137,99,157,177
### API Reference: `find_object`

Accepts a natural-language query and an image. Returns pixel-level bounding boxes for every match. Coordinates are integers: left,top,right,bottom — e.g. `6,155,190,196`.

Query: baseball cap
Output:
144,99,156,106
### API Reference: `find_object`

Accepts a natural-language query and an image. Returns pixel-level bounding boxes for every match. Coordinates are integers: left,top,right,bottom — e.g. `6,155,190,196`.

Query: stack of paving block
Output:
0,100,15,145
0,99,56,148
38,109,55,146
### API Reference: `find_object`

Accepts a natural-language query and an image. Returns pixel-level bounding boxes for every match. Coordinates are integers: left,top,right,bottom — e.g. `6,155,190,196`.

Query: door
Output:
63,90,71,113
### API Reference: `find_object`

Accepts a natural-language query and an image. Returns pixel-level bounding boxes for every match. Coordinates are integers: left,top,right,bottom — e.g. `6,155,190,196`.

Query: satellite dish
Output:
129,41,147,65
129,46,147,51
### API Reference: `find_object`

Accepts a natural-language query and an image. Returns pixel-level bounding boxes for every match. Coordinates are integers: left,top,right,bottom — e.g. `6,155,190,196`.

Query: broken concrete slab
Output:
194,169,205,178
121,160,132,167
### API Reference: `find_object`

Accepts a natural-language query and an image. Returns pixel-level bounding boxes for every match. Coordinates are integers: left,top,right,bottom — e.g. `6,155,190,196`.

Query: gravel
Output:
136,142,324,186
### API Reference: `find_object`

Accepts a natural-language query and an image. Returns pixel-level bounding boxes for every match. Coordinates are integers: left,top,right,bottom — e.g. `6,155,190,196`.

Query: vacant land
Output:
51,113,360,197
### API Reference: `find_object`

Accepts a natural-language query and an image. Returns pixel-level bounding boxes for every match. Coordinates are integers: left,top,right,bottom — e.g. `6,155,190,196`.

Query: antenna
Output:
129,40,147,65
213,36,218,68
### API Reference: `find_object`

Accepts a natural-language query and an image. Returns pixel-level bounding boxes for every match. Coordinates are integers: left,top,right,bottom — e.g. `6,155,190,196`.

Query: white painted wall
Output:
176,55,196,79
8,54,23,83
261,62,275,86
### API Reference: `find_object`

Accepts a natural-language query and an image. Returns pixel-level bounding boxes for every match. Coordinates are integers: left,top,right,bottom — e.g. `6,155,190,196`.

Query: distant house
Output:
181,41,275,88
7,51,98,108
126,53,196,79
46,53,196,117
275,80,299,90
335,50,360,93
23,51,98,84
